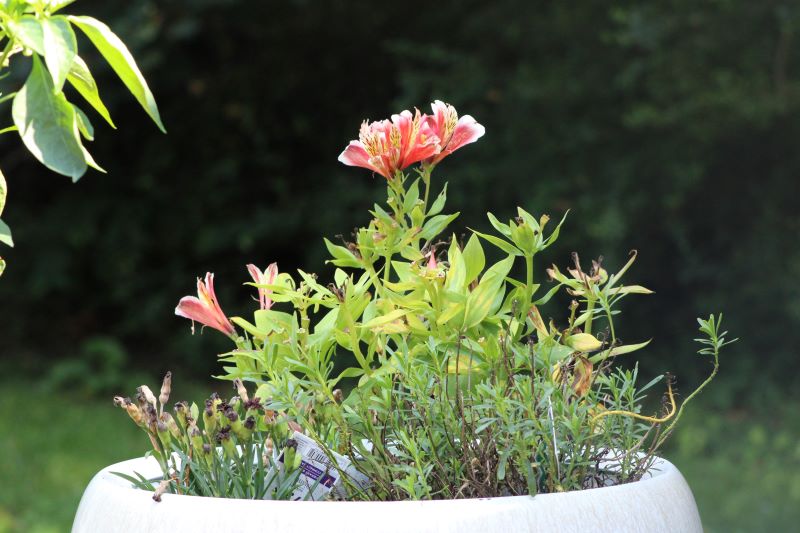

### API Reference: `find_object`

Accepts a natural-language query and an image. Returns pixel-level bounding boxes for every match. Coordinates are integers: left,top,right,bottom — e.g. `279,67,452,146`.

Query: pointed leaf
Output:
419,212,459,241
471,229,522,256
428,183,447,216
0,168,6,216
0,219,12,247
42,16,77,90
464,255,515,328
68,15,165,132
66,56,115,127
8,16,44,54
462,233,485,285
12,56,87,180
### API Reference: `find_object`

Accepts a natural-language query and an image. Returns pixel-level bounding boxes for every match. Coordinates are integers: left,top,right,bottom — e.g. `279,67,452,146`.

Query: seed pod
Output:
203,401,217,434
136,385,157,411
113,396,128,408
238,415,255,442
189,422,204,454
201,442,213,467
159,371,172,408
157,420,172,448
161,412,182,440
233,378,249,403
152,479,171,502
226,408,247,440
144,403,159,431
264,437,274,457
218,429,236,460
282,438,299,471
173,401,188,430
125,403,145,427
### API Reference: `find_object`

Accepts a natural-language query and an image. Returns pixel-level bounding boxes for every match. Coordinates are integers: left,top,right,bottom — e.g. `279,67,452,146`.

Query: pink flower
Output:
338,109,440,179
175,273,236,337
423,100,485,165
247,262,278,310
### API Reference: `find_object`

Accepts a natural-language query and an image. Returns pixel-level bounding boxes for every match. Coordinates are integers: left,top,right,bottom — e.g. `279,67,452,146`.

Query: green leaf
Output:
0,168,6,216
230,316,266,339
486,212,512,237
0,219,12,247
462,233,485,285
8,16,44,55
66,56,115,128
471,229,522,256
403,178,420,213
42,16,77,90
12,55,87,180
336,367,365,380
463,255,515,329
445,237,466,291
49,0,77,12
589,339,652,363
360,309,408,329
419,212,459,241
324,238,361,268
72,104,94,140
68,15,165,132
436,302,464,326
427,183,447,216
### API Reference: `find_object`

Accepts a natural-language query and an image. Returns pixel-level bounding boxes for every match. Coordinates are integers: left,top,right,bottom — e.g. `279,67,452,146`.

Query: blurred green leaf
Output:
0,168,6,216
0,219,13,247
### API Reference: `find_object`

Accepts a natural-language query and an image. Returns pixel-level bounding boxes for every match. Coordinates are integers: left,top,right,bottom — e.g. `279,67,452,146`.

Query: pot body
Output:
72,455,702,533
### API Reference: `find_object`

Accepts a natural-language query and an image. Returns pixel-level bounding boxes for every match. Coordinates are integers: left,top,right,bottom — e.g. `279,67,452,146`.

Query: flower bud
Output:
159,371,172,408
565,333,603,352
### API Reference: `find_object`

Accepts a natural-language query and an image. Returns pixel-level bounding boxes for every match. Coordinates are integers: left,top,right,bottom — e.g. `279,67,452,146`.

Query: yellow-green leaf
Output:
68,15,165,132
67,56,115,128
565,332,603,352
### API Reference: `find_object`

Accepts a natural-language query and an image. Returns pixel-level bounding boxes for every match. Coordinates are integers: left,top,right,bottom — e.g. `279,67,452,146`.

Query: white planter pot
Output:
72,454,702,533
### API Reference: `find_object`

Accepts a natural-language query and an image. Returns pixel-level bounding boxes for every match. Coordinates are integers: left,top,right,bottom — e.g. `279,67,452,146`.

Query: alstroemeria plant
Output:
130,101,732,502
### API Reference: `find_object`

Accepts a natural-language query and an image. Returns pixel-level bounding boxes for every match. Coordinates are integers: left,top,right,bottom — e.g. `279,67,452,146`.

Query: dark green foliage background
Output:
1,0,798,403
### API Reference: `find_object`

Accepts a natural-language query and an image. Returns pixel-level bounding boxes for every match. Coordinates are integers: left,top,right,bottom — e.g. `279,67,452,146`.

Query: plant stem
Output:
654,349,719,449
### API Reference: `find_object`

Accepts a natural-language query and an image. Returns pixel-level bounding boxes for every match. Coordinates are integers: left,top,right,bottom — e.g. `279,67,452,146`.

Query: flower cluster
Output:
337,100,485,179
153,101,731,504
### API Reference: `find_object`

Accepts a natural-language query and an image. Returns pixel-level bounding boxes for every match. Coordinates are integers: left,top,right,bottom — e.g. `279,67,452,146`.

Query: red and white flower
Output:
175,273,236,337
338,109,440,179
423,100,485,166
247,262,278,310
